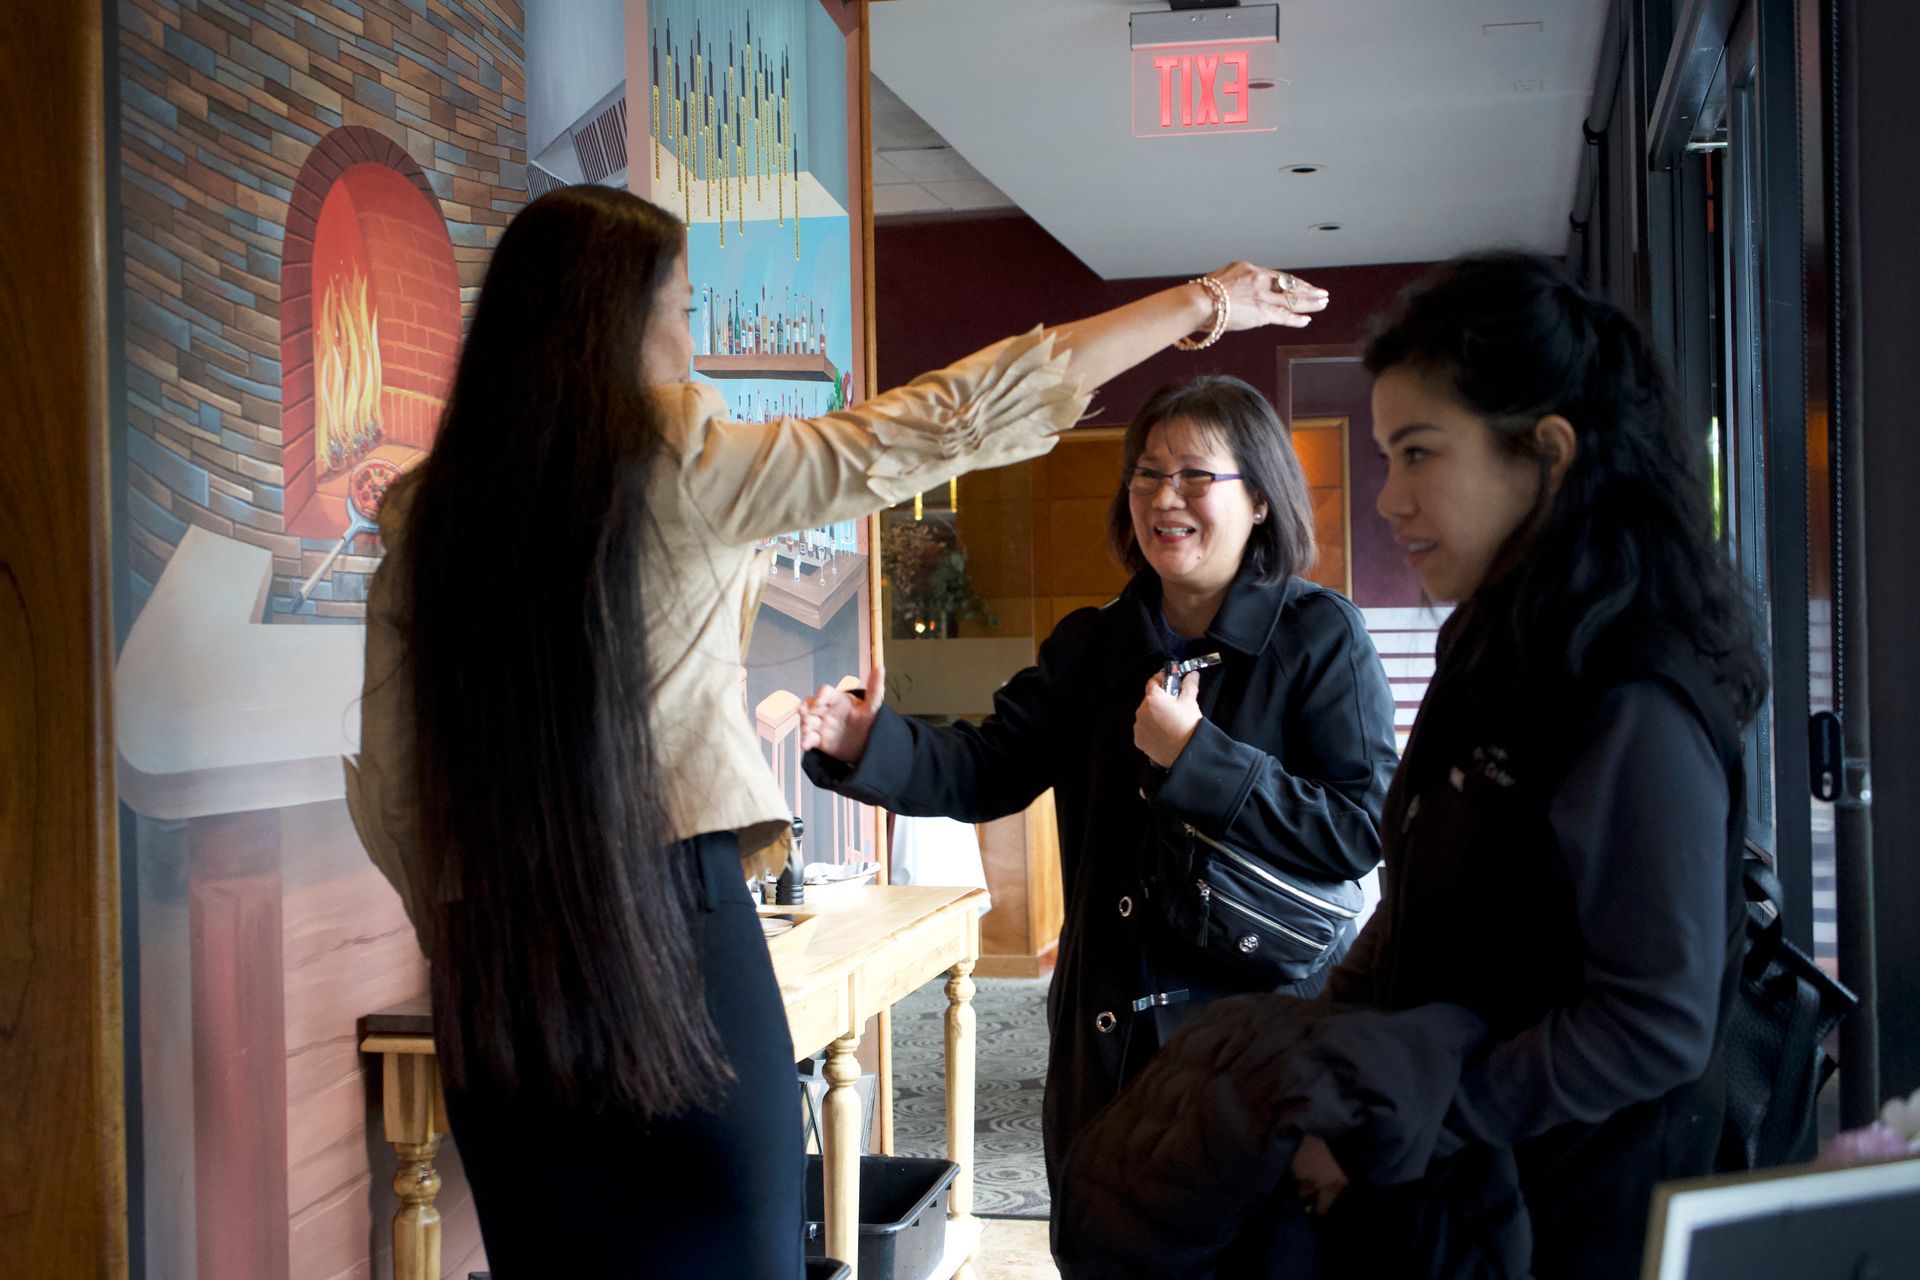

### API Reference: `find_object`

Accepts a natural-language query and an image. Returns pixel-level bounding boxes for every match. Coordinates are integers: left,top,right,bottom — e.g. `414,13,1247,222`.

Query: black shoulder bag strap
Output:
1742,860,1824,1161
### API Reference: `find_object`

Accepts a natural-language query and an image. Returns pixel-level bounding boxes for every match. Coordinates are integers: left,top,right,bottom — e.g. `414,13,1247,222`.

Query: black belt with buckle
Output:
1130,988,1191,1013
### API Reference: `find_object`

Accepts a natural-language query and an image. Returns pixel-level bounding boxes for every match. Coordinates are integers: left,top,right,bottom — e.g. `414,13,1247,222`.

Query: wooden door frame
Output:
1274,341,1364,424
1290,414,1355,600
0,5,130,1275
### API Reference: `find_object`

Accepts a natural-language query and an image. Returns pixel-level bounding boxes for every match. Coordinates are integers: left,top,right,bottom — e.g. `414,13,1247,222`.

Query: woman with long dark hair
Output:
797,374,1398,1216
1291,251,1768,1275
1052,252,1768,1280
345,182,1328,1276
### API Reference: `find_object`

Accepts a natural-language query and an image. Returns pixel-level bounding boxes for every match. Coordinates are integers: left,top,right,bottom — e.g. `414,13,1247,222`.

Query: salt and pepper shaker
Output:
773,815,805,906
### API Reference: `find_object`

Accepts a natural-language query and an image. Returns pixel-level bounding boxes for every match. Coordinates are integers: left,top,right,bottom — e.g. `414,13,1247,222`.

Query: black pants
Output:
444,832,805,1278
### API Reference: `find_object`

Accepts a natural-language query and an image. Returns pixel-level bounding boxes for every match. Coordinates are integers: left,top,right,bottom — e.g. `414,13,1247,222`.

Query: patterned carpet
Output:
890,975,1052,1220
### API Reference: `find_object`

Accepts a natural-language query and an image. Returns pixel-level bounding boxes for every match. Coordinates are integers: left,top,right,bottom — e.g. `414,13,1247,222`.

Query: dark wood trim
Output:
861,0,886,699
848,0,897,1152
0,4,129,1274
819,0,859,38
874,207,1028,228
360,998,433,1040
857,3,878,406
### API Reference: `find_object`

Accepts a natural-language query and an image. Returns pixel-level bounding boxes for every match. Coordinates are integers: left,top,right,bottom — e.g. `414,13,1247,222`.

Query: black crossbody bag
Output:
1151,819,1363,986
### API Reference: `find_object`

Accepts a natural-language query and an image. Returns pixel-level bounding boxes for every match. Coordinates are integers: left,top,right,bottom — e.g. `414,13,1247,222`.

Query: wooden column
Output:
0,3,127,1277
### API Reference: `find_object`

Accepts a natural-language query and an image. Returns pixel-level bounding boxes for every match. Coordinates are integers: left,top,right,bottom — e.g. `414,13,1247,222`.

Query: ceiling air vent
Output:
571,97,630,186
527,162,567,197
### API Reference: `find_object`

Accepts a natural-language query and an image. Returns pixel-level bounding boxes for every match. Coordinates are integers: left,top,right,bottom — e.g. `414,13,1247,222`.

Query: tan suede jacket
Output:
344,328,1090,951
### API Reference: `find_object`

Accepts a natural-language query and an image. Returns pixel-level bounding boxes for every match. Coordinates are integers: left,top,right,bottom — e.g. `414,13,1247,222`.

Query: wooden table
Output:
358,884,985,1280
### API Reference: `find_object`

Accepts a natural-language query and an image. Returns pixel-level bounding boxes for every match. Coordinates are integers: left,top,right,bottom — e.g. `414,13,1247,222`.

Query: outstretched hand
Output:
798,666,886,764
1207,261,1330,331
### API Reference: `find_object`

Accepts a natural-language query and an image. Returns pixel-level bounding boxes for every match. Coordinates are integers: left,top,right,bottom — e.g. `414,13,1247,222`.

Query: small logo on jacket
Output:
1451,744,1516,791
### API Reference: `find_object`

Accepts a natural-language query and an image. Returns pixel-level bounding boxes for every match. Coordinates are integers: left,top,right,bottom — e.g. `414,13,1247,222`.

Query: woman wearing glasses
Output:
799,374,1399,1210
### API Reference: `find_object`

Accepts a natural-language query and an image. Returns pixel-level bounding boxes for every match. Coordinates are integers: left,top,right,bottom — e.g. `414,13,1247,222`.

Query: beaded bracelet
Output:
1174,275,1230,351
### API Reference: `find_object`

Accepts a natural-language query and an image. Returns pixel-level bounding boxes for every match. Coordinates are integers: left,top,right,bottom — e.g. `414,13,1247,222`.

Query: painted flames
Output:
315,268,384,476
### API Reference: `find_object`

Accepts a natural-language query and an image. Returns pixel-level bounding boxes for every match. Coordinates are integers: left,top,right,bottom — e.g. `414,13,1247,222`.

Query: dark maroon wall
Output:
1287,357,1424,609
874,211,1434,426
875,212,1435,606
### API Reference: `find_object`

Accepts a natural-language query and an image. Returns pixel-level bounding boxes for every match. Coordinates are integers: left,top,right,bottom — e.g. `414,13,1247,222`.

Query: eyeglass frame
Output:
1123,466,1245,499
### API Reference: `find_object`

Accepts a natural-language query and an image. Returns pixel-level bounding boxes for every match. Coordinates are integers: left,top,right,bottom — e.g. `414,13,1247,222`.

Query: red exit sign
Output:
1129,5,1279,139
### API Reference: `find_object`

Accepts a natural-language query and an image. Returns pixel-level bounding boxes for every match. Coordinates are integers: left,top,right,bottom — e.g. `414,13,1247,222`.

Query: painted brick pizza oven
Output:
279,126,459,538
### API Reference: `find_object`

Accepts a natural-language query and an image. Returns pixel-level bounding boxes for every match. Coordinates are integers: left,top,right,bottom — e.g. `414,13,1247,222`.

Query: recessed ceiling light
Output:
1309,222,1343,232
1282,163,1323,175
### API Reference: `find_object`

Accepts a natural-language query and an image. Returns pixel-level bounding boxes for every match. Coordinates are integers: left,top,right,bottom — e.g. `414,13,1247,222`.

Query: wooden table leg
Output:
824,1029,864,1278
384,1053,445,1280
945,951,978,1276
876,1006,894,1154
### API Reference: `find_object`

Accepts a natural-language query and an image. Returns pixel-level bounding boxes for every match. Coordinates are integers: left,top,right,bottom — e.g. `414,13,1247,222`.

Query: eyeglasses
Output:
1124,467,1243,498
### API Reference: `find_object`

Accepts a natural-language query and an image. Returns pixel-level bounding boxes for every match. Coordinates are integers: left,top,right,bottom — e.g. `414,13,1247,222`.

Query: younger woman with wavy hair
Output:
1287,251,1768,1276
345,181,1329,1276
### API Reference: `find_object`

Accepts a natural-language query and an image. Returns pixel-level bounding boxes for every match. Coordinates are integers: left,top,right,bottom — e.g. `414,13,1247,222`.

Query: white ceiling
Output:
870,0,1611,278
870,77,1018,216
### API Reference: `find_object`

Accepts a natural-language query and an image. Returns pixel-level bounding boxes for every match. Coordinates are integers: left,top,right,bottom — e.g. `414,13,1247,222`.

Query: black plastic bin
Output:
803,1154,959,1280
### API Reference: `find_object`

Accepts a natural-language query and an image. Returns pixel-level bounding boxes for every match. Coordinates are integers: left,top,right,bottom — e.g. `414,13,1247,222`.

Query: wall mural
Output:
111,2,872,1278
649,0,877,875
113,3,529,1278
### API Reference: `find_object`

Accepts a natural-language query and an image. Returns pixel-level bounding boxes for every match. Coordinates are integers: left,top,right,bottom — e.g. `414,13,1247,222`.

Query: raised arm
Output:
676,265,1327,545
1044,262,1325,391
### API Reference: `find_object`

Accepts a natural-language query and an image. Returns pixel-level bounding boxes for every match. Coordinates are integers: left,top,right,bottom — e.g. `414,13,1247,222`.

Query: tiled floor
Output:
974,1218,1057,1279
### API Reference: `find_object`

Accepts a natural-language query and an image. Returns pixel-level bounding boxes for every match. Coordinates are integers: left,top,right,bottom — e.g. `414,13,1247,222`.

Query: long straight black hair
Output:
1365,251,1767,725
400,185,728,1116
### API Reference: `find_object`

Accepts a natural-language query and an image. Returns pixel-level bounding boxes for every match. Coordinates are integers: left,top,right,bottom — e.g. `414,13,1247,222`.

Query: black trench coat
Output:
804,568,1399,1189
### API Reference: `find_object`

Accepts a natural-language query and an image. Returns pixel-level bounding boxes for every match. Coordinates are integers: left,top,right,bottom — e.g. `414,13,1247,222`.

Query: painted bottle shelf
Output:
694,353,840,384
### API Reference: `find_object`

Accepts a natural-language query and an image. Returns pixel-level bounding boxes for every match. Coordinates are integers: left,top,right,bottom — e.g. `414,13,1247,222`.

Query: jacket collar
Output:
1208,569,1307,655
1116,568,1305,663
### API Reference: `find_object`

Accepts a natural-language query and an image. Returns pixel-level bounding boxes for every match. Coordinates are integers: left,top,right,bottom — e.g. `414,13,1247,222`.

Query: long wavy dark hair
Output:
399,185,728,1116
1365,251,1766,725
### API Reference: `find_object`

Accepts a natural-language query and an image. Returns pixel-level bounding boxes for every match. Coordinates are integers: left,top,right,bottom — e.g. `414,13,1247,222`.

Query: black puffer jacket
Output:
1053,996,1532,1280
804,569,1399,1188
